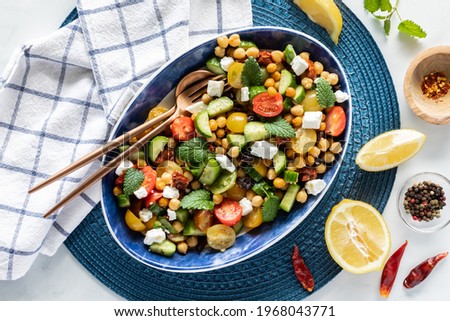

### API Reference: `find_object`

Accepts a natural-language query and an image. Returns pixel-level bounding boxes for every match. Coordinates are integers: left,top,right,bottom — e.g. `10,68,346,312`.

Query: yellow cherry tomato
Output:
226,112,247,133
125,209,146,232
244,207,263,229
227,62,244,89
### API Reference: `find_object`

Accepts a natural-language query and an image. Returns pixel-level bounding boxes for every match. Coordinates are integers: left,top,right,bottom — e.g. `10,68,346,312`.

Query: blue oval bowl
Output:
101,26,352,273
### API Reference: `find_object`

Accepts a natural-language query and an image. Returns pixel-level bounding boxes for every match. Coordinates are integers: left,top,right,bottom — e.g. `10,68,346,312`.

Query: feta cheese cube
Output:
250,141,278,160
143,228,166,246
240,87,250,102
167,209,177,221
290,56,309,76
302,111,322,129
134,186,148,199
186,101,208,114
239,197,253,216
207,80,225,97
335,90,349,103
115,160,133,176
305,179,326,196
220,56,235,72
139,208,153,222
215,154,236,172
162,186,180,199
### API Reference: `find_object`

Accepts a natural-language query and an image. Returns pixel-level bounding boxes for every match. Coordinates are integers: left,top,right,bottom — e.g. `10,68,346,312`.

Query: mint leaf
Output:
316,78,335,108
264,117,295,138
380,0,392,12
262,196,280,222
176,137,211,166
241,57,262,87
123,168,144,196
398,20,427,38
180,189,214,211
383,19,391,35
364,0,380,13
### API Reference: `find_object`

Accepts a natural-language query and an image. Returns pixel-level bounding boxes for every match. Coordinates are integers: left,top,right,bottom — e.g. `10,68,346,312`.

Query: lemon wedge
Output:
325,199,391,274
293,0,343,44
356,129,426,172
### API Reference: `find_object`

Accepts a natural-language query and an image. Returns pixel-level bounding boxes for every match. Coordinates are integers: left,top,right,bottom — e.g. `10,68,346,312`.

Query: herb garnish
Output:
262,195,281,222
176,137,212,165
364,0,426,38
180,189,214,211
123,168,144,195
316,78,335,108
265,117,296,138
241,57,262,87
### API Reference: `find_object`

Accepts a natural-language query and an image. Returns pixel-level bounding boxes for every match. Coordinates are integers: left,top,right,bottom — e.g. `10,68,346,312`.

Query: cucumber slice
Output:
117,194,130,208
293,85,306,104
207,96,234,117
210,170,237,194
183,220,206,236
175,209,189,224
227,134,246,149
206,56,225,75
279,70,296,95
283,170,299,184
244,166,264,182
244,122,269,142
249,85,267,102
260,67,269,83
199,158,222,185
280,184,301,212
194,110,212,138
148,203,166,216
239,40,257,50
284,44,297,64
148,136,168,162
283,97,294,113
189,163,205,179
233,218,244,234
272,150,287,174
149,239,176,257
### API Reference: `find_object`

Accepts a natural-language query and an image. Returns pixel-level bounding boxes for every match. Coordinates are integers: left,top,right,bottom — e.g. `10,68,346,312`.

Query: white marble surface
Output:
1,0,449,301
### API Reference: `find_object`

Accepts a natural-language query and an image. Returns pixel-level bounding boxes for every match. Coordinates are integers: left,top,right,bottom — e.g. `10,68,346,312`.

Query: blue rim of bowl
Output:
398,172,450,233
100,26,352,273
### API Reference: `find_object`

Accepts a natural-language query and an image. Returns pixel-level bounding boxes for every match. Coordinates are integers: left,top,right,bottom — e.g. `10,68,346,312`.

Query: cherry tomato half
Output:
213,199,243,226
170,116,195,141
140,166,157,193
144,190,163,208
252,92,283,118
325,106,346,137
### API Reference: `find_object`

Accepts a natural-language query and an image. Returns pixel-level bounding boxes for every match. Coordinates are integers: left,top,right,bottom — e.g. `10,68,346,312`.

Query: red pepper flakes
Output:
420,71,450,100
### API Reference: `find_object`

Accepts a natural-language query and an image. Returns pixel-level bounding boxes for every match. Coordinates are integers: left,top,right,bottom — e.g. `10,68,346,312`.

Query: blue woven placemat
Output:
63,0,399,300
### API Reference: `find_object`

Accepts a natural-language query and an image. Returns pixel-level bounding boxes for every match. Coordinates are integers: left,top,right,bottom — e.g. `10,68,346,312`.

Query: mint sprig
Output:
364,0,427,38
176,137,211,166
180,189,214,211
123,168,144,195
241,57,262,87
316,78,335,109
262,195,280,222
264,117,295,138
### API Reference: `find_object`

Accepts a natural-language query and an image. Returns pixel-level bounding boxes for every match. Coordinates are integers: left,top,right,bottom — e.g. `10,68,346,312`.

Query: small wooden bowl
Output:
404,46,450,125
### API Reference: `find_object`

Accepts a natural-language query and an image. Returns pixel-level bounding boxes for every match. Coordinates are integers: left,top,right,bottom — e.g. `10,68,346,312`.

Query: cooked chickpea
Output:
183,171,194,182
328,73,339,86
228,146,240,158
191,112,198,121
324,151,335,163
274,81,280,91
308,146,321,158
271,71,281,82
233,47,246,60
191,180,201,190
226,47,235,57
215,146,226,155
252,195,264,207
209,119,218,131
291,105,304,117
321,113,326,121
330,142,342,154
296,189,308,203
299,52,310,60
137,159,146,168
246,47,259,58
216,129,226,138
314,61,324,75
237,168,246,178
317,137,329,152
301,77,313,90
158,197,169,208
161,172,173,184
217,35,229,48
285,148,295,159
228,33,241,47
267,168,277,180
285,87,296,98
202,93,213,105
213,193,224,205
167,137,176,149
267,86,278,96
315,163,327,174
283,114,294,123
172,220,184,233
246,190,256,201
217,116,227,128
186,236,198,248
113,186,122,196
221,138,229,150
214,46,225,58
293,156,306,169
264,77,275,88
266,63,277,74
206,132,217,143
320,71,330,81
273,178,286,189
319,122,327,132
306,155,315,166
169,198,181,211
156,178,166,191
271,50,284,63
177,242,188,255
292,116,303,128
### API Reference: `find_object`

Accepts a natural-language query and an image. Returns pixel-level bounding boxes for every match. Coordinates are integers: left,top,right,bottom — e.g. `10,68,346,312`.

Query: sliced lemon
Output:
293,0,343,45
325,199,391,274
356,129,426,172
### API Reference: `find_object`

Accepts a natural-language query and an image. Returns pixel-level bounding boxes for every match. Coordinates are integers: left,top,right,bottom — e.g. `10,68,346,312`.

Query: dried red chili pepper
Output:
380,240,408,298
292,245,314,292
403,251,448,289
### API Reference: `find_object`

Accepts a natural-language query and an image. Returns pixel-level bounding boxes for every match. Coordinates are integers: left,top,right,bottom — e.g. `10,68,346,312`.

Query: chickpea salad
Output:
112,33,349,257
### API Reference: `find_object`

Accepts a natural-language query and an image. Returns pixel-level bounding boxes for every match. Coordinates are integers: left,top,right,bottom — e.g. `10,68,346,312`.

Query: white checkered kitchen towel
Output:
0,0,252,280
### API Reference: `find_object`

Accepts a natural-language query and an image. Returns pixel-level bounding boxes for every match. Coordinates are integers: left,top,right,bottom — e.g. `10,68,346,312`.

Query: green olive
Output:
206,224,236,252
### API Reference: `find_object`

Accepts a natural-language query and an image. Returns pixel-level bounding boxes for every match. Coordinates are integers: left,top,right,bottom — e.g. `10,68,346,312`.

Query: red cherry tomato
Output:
144,190,163,208
325,106,346,137
213,199,243,227
170,116,195,141
140,166,157,193
252,92,283,117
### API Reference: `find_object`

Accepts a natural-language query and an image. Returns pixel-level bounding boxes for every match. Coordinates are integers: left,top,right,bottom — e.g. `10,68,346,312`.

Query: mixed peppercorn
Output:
403,181,447,222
